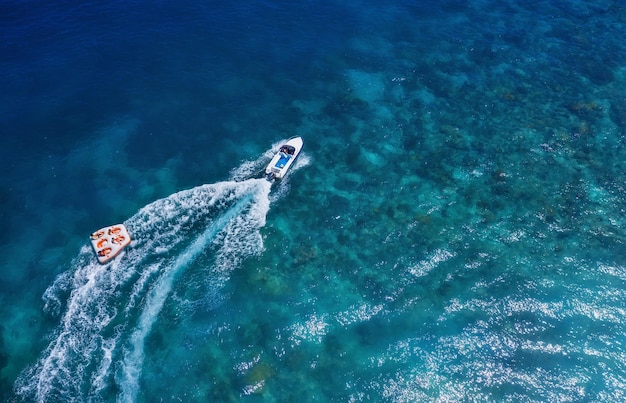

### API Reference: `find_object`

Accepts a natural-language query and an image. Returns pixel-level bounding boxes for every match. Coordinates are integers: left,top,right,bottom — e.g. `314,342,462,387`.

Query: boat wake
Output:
14,177,272,402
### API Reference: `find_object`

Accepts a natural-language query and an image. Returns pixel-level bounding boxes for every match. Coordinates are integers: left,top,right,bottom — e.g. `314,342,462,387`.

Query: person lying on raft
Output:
98,247,113,258
91,230,104,240
112,235,126,245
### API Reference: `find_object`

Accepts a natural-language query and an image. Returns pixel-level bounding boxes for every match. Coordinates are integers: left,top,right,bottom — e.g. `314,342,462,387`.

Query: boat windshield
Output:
281,145,296,155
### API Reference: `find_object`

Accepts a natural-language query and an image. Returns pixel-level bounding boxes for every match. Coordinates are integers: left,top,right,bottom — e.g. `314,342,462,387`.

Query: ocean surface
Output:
2,0,626,401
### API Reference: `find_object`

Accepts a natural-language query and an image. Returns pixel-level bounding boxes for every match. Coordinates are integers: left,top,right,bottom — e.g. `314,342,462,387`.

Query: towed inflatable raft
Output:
90,224,131,263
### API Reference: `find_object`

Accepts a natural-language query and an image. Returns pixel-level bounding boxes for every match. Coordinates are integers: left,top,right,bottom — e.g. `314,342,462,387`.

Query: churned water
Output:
2,0,626,401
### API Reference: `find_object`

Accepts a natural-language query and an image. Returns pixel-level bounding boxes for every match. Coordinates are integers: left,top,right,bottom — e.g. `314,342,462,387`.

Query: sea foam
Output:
15,177,272,402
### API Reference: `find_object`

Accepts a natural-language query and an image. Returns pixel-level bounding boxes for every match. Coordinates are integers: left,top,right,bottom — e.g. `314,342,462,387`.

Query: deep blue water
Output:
2,0,626,401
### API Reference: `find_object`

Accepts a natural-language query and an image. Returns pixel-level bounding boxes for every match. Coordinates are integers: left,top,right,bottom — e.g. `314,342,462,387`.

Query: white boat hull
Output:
265,137,303,180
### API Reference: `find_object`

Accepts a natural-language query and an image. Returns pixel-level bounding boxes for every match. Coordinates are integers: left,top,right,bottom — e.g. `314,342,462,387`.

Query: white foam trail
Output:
90,332,121,398
229,138,287,181
116,190,262,402
15,178,272,402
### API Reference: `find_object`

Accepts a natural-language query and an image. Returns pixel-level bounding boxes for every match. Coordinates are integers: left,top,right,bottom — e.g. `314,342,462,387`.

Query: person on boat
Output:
96,238,108,248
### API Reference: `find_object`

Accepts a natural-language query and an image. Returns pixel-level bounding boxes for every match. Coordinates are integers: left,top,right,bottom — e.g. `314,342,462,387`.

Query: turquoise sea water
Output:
2,0,626,401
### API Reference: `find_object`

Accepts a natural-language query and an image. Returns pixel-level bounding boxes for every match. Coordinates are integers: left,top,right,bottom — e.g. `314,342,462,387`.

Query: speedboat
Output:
265,136,303,180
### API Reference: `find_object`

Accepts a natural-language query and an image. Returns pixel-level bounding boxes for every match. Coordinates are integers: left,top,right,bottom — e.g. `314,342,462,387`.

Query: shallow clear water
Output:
2,0,626,401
